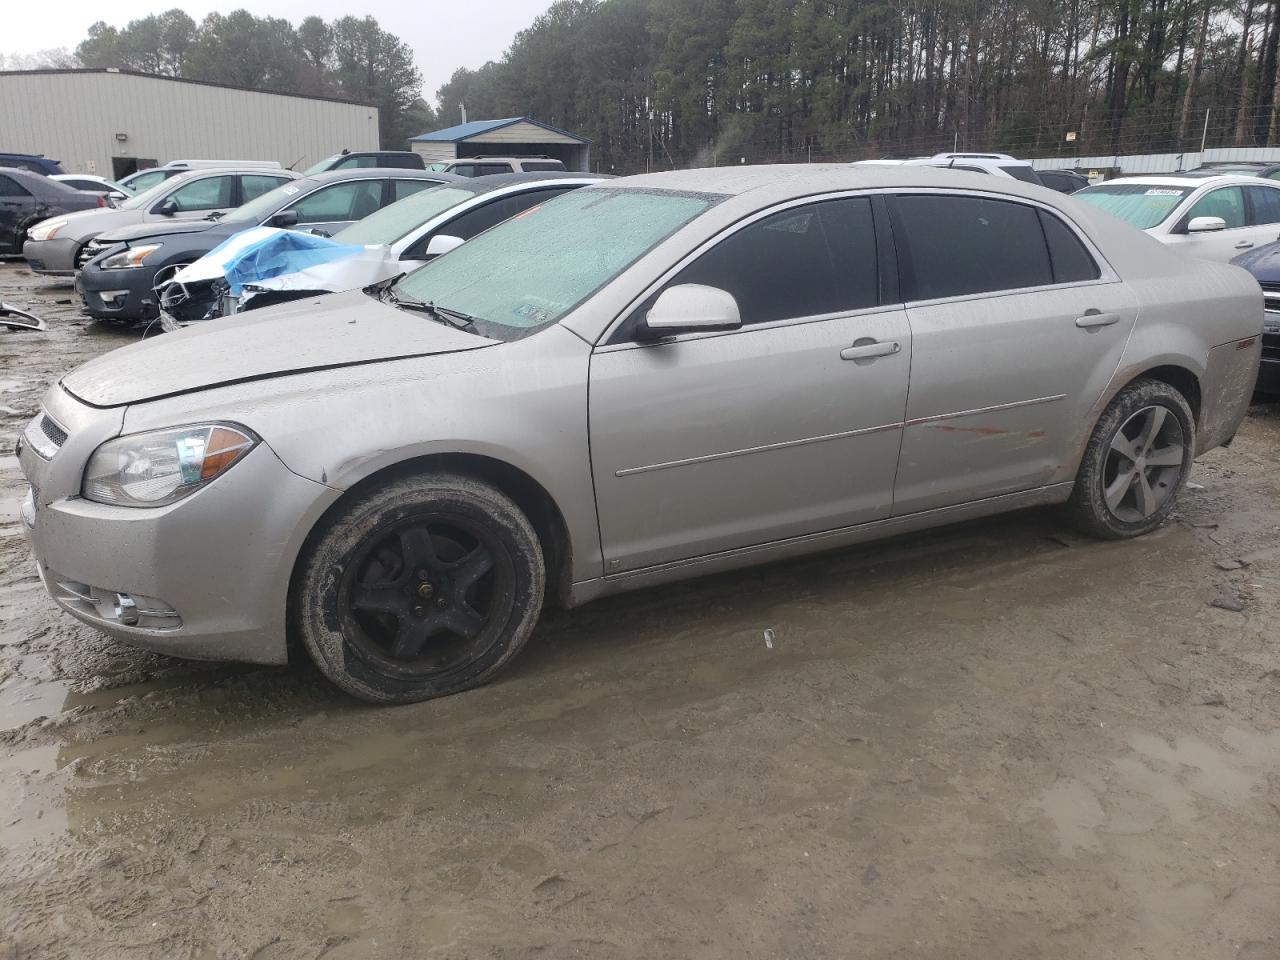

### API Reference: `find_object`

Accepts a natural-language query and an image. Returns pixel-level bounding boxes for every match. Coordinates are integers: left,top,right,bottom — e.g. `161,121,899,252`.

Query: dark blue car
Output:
0,153,65,176
1231,243,1280,397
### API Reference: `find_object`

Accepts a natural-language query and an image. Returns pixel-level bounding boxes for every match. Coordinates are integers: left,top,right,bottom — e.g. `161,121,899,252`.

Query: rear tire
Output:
294,472,545,704
1067,378,1194,540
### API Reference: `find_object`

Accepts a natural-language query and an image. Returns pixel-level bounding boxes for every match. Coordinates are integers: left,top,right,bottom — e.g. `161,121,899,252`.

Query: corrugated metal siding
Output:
1032,147,1280,175
467,122,581,145
410,143,456,163
0,72,379,175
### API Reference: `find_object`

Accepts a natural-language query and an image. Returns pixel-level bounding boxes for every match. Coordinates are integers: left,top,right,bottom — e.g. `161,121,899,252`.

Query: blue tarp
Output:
203,228,365,295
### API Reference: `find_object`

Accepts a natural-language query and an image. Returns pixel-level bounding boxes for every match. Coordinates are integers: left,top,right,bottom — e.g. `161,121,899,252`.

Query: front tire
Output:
1067,378,1194,540
294,472,545,704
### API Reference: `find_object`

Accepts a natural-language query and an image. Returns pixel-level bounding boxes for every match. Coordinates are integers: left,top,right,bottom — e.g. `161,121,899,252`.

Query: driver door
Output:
589,196,911,573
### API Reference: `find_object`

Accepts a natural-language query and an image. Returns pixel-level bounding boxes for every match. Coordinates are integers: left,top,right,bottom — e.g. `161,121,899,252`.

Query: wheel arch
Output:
288,452,575,616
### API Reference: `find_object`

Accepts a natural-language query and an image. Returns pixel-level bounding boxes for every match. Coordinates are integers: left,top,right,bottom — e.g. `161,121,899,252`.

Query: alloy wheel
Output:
1101,404,1186,522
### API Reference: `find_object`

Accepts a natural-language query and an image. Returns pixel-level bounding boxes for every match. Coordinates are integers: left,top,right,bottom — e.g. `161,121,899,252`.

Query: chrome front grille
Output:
76,239,111,269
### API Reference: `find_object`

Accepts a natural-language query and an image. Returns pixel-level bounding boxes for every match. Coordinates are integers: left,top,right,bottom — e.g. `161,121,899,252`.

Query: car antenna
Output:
286,155,305,171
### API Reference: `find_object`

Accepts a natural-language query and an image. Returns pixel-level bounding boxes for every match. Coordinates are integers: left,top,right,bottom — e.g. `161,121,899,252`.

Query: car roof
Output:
301,168,464,185
601,163,1050,199
446,171,611,196
1081,173,1267,188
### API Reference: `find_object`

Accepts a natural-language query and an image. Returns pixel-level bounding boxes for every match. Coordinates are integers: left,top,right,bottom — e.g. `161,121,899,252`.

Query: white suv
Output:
427,157,567,177
855,153,1043,185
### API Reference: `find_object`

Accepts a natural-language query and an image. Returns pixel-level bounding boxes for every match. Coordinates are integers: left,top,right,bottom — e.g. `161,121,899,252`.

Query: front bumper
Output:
22,236,81,275
17,390,332,665
1258,328,1280,395
77,260,158,320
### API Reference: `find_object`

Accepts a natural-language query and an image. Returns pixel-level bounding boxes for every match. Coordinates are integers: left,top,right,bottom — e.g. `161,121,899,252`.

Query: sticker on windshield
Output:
1144,189,1183,196
281,184,300,196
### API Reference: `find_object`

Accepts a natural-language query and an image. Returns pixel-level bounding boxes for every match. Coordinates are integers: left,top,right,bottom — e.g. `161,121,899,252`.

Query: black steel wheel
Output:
295,472,545,703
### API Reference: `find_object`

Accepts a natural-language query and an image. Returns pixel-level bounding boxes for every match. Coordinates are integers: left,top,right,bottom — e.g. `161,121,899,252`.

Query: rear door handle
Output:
840,339,901,361
1236,240,1255,249
1075,310,1120,329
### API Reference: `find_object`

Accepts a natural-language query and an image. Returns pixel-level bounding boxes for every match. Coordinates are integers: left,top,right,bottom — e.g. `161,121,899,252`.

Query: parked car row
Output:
14,164,1264,706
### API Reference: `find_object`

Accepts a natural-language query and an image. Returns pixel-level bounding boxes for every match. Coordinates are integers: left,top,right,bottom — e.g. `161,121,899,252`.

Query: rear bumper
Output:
1199,335,1263,452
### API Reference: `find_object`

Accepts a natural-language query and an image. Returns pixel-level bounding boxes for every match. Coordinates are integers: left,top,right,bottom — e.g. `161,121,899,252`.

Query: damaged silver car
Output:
17,166,1262,703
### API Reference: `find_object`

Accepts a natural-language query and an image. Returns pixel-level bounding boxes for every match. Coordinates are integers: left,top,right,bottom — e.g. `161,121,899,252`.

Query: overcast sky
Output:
6,0,550,107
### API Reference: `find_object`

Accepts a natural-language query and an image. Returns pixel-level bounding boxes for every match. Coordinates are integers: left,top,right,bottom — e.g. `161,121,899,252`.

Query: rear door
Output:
889,192,1139,514
1245,183,1280,249
589,196,911,572
0,173,34,252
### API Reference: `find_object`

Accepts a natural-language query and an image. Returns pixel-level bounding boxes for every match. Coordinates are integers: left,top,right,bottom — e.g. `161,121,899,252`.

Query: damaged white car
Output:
157,173,606,330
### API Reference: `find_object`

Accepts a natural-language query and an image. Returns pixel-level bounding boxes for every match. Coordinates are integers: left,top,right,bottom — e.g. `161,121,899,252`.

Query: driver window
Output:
1186,187,1245,228
289,180,383,223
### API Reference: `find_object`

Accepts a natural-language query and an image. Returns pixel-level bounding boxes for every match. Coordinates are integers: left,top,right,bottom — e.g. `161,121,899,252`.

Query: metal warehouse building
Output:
409,117,591,171
0,68,380,179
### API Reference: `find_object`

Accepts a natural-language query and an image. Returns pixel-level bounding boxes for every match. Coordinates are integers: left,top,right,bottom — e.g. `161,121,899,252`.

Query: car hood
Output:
60,288,498,408
41,207,145,241
1231,240,1280,280
95,217,236,245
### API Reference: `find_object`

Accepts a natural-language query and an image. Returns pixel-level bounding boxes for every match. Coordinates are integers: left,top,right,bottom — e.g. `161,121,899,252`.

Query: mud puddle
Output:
1,261,1279,959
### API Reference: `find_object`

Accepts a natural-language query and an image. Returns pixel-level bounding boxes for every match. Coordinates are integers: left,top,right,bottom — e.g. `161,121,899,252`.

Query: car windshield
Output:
1074,183,1193,229
304,155,342,175
119,173,191,210
388,187,719,341
333,186,478,246
224,178,315,223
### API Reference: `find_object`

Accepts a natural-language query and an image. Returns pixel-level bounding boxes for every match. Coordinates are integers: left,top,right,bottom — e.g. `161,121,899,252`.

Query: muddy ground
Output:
1,258,1278,960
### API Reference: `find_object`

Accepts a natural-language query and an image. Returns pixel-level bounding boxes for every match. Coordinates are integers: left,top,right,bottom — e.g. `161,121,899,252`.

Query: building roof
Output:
410,117,590,144
0,68,377,110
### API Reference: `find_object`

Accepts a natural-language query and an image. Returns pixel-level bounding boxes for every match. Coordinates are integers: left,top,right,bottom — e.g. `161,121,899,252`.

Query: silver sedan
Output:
17,165,1263,703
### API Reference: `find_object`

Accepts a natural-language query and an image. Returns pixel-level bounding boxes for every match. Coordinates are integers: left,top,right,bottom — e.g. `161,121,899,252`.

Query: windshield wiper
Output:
379,285,479,333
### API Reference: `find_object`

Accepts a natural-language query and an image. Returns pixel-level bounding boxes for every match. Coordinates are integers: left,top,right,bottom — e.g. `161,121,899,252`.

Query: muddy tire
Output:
1067,378,1194,540
293,472,545,704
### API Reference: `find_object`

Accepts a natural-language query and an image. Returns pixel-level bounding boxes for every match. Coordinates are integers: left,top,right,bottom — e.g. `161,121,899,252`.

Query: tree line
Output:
66,10,435,150
437,0,1276,172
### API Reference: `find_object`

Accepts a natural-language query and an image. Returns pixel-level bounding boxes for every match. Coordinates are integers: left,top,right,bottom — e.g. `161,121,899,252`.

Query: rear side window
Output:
241,174,289,202
1038,211,1101,283
1000,165,1042,184
1247,185,1280,225
668,197,880,325
476,164,514,176
392,178,434,201
895,194,1051,300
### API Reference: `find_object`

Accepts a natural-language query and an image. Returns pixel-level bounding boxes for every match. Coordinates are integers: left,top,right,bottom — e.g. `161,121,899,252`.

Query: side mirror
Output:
1187,216,1227,233
424,234,464,258
155,198,178,216
642,283,742,337
269,209,300,229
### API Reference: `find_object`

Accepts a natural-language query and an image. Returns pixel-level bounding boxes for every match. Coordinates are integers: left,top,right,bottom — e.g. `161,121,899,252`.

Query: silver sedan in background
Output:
17,166,1263,703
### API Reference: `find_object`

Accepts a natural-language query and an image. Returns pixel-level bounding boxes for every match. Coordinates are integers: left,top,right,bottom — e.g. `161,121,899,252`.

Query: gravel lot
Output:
1,258,1279,960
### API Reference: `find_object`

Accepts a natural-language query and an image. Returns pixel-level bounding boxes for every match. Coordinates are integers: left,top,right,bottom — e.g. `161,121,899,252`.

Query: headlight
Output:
97,243,163,270
28,219,68,242
82,424,258,508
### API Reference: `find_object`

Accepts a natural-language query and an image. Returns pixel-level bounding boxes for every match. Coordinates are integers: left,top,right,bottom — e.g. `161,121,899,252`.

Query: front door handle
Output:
840,339,901,361
1075,310,1120,329
1235,240,1255,249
